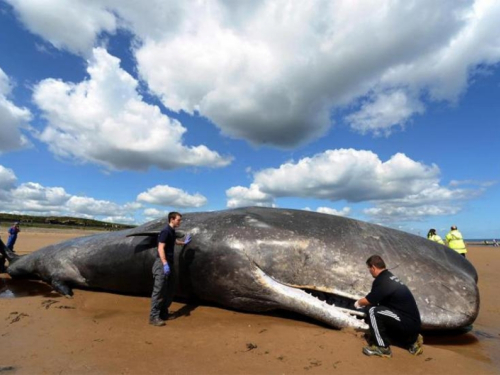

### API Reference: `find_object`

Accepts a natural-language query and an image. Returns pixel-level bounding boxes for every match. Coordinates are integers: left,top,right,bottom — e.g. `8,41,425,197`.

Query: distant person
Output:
445,225,467,257
149,212,191,327
493,239,499,247
7,222,21,252
354,255,423,358
427,229,444,245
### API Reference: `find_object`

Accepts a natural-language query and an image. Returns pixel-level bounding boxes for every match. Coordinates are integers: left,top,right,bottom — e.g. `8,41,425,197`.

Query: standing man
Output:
7,222,21,252
149,212,191,327
354,255,423,358
445,225,467,257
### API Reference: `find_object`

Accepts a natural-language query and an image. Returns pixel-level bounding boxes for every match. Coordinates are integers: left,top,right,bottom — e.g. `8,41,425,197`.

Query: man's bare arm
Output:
158,242,167,264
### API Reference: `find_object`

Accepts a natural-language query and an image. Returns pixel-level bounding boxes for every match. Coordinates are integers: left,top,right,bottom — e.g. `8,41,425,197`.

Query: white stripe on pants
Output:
369,306,402,347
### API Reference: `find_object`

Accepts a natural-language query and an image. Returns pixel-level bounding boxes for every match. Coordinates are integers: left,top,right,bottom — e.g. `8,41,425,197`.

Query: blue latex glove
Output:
163,263,170,276
183,234,192,245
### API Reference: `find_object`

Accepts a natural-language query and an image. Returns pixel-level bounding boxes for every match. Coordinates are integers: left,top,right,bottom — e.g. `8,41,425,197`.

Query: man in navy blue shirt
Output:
149,212,191,327
354,255,423,358
149,212,191,326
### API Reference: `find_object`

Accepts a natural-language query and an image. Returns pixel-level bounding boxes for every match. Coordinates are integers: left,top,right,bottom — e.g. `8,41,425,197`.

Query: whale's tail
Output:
0,238,20,270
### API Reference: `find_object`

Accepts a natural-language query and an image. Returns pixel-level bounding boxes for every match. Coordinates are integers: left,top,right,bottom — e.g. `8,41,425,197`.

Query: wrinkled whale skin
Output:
6,207,479,330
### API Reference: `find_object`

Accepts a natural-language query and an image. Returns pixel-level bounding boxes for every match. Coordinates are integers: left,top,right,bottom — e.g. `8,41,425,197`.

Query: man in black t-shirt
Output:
354,255,423,358
149,212,191,327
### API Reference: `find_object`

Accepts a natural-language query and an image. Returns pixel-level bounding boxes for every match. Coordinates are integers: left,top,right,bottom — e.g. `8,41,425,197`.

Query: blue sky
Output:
0,0,499,238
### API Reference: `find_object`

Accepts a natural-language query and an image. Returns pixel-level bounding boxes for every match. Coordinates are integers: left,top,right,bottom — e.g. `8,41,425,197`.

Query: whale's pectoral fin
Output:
51,279,74,297
126,231,160,238
0,238,20,264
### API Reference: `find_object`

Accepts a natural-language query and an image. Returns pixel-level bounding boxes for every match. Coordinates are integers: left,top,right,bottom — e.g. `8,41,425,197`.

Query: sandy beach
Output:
1,228,499,374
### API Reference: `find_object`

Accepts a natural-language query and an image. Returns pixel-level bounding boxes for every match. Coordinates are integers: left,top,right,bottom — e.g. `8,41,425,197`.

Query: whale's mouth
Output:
253,266,368,329
302,288,365,317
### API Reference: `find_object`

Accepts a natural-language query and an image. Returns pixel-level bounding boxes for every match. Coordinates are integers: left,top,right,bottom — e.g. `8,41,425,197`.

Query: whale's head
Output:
178,207,479,330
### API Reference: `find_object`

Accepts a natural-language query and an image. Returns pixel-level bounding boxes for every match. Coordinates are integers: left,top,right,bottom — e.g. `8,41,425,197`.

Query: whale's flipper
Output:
126,231,160,238
0,238,20,264
127,231,185,239
51,279,73,297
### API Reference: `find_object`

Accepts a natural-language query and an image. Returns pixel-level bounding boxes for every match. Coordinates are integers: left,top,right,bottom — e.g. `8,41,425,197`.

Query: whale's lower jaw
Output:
254,268,368,330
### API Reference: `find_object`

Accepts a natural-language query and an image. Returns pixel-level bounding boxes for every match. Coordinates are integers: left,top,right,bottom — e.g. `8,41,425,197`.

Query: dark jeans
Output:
149,258,176,320
367,306,420,348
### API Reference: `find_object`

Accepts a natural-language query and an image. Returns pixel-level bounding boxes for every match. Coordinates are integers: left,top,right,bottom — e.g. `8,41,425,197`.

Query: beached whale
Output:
3,207,479,330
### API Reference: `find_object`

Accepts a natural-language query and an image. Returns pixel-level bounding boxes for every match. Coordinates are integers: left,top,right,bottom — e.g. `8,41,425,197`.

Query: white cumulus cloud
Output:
101,216,137,225
143,208,169,222
363,205,461,223
5,0,117,56
0,165,17,191
66,196,128,216
0,164,138,220
253,149,440,202
7,1,500,147
137,185,207,208
346,91,425,136
0,67,32,153
362,183,483,222
33,48,232,171
316,206,351,217
134,0,500,146
226,148,484,222
12,182,70,212
226,183,275,208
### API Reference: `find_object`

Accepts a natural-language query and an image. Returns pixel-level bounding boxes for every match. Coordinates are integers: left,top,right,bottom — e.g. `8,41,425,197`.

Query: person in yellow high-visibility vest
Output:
427,229,444,245
445,225,467,257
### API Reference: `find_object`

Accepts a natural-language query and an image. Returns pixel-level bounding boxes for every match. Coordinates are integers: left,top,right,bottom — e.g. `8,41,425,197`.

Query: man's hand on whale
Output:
175,233,192,246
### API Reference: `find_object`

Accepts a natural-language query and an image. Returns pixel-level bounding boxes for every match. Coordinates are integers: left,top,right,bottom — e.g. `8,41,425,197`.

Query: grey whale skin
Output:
6,207,479,330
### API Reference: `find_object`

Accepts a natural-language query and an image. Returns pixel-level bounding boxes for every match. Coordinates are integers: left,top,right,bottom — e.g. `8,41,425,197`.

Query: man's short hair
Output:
168,212,182,223
366,255,386,269
451,225,457,230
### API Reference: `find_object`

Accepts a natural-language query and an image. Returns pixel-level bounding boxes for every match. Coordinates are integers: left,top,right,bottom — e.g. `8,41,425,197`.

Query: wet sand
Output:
1,229,499,374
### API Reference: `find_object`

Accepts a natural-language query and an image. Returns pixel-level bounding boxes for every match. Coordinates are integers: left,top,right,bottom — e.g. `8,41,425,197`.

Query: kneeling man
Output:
355,255,423,358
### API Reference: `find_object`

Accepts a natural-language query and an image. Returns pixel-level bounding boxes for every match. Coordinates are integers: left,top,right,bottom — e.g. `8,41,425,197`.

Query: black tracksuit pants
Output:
367,306,420,348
